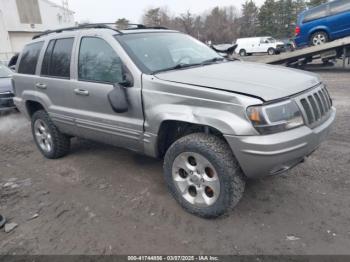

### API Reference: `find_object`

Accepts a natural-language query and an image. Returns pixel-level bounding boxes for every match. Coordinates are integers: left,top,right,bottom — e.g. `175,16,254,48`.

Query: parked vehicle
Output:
13,24,336,218
295,0,350,47
0,65,15,112
235,37,285,56
280,38,296,52
8,53,19,71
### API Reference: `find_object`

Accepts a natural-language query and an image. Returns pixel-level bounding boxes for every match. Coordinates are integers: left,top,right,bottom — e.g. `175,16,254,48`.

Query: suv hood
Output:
0,78,13,93
155,61,320,101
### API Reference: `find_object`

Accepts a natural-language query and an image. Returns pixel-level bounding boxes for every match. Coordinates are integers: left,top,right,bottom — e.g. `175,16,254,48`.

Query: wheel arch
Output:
25,100,46,118
308,27,331,41
144,104,256,158
156,120,226,158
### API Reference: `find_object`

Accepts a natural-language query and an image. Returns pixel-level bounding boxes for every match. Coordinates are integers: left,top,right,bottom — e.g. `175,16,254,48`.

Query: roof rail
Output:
32,23,169,40
32,23,124,40
124,24,168,30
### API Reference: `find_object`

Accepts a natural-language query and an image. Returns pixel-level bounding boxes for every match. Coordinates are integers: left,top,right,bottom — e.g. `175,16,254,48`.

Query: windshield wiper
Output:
153,63,201,74
201,57,225,65
153,57,228,74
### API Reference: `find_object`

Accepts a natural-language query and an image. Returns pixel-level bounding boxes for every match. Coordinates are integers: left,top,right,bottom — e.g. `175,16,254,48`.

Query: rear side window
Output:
18,41,44,75
41,38,74,78
303,5,329,23
330,0,350,15
78,37,123,83
41,40,55,76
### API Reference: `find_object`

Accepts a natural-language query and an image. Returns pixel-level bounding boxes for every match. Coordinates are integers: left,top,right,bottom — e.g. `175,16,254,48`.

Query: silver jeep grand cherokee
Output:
13,24,336,218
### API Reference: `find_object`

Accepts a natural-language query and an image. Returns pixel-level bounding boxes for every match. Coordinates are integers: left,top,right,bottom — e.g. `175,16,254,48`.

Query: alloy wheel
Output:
312,33,327,45
172,152,220,207
34,119,53,153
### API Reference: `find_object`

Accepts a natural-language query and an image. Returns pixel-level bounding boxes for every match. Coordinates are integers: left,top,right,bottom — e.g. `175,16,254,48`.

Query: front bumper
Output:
225,107,336,178
0,92,16,111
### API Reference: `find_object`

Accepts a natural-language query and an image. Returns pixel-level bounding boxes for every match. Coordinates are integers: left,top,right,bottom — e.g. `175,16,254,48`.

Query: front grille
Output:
0,92,14,99
0,92,15,108
296,85,332,127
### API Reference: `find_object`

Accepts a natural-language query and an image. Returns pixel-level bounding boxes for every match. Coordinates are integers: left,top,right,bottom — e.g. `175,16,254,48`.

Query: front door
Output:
70,36,144,152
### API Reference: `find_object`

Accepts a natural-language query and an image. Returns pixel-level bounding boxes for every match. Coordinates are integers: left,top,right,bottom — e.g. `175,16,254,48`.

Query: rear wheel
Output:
31,110,71,159
239,49,247,56
310,31,329,46
163,133,245,218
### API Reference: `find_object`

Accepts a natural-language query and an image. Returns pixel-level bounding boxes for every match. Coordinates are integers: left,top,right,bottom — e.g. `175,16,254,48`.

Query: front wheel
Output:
163,133,245,218
31,110,71,159
239,49,247,56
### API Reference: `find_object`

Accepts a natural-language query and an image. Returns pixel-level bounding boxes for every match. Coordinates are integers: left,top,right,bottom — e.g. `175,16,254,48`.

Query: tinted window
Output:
47,38,74,78
78,37,123,83
303,5,329,23
18,41,44,75
330,0,350,14
41,40,55,76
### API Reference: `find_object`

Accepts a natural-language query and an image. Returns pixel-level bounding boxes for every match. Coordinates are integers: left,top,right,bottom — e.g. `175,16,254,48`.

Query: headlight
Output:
247,100,304,135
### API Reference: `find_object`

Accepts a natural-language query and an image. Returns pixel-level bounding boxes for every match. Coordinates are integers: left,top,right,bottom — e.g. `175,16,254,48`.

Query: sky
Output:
51,0,265,24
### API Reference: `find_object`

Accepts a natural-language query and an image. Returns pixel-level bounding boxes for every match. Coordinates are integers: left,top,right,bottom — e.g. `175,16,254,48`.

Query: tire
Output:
268,48,276,55
0,214,6,228
239,49,247,56
31,110,71,159
310,31,329,46
163,133,245,218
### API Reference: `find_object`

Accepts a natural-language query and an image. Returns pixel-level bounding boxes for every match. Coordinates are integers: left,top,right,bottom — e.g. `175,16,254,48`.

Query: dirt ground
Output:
0,64,349,255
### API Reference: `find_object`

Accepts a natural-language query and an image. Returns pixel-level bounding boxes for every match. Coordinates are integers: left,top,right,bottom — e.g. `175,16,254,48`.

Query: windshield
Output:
0,65,12,78
266,37,276,43
116,32,223,74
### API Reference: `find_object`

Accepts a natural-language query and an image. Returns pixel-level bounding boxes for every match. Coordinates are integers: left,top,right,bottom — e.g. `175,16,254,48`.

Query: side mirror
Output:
108,83,129,113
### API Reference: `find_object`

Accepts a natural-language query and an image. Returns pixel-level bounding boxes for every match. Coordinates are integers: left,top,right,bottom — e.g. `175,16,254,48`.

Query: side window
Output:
18,41,44,75
78,37,123,83
303,5,328,23
41,40,55,76
41,38,74,78
330,0,350,15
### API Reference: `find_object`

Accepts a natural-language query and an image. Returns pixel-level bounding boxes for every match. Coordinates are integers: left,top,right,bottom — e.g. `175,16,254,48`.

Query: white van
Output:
235,37,284,56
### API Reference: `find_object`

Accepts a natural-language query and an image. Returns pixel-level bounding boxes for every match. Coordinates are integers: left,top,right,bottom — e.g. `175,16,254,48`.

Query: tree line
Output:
116,0,328,44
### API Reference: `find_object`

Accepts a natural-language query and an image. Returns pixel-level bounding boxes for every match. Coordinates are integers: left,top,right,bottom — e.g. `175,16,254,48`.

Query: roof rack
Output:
32,23,124,40
124,24,169,30
32,23,170,40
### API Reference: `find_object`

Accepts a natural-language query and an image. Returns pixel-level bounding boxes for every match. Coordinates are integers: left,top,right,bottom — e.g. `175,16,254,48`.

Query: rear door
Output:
70,34,144,152
15,41,44,105
328,0,350,38
249,39,259,53
37,36,78,135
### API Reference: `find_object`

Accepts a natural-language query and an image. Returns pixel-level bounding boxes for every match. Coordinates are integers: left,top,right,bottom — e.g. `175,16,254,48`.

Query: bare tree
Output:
115,18,130,30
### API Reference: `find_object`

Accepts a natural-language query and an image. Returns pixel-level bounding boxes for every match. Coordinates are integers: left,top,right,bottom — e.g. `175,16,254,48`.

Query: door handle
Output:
74,89,89,96
35,83,47,89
